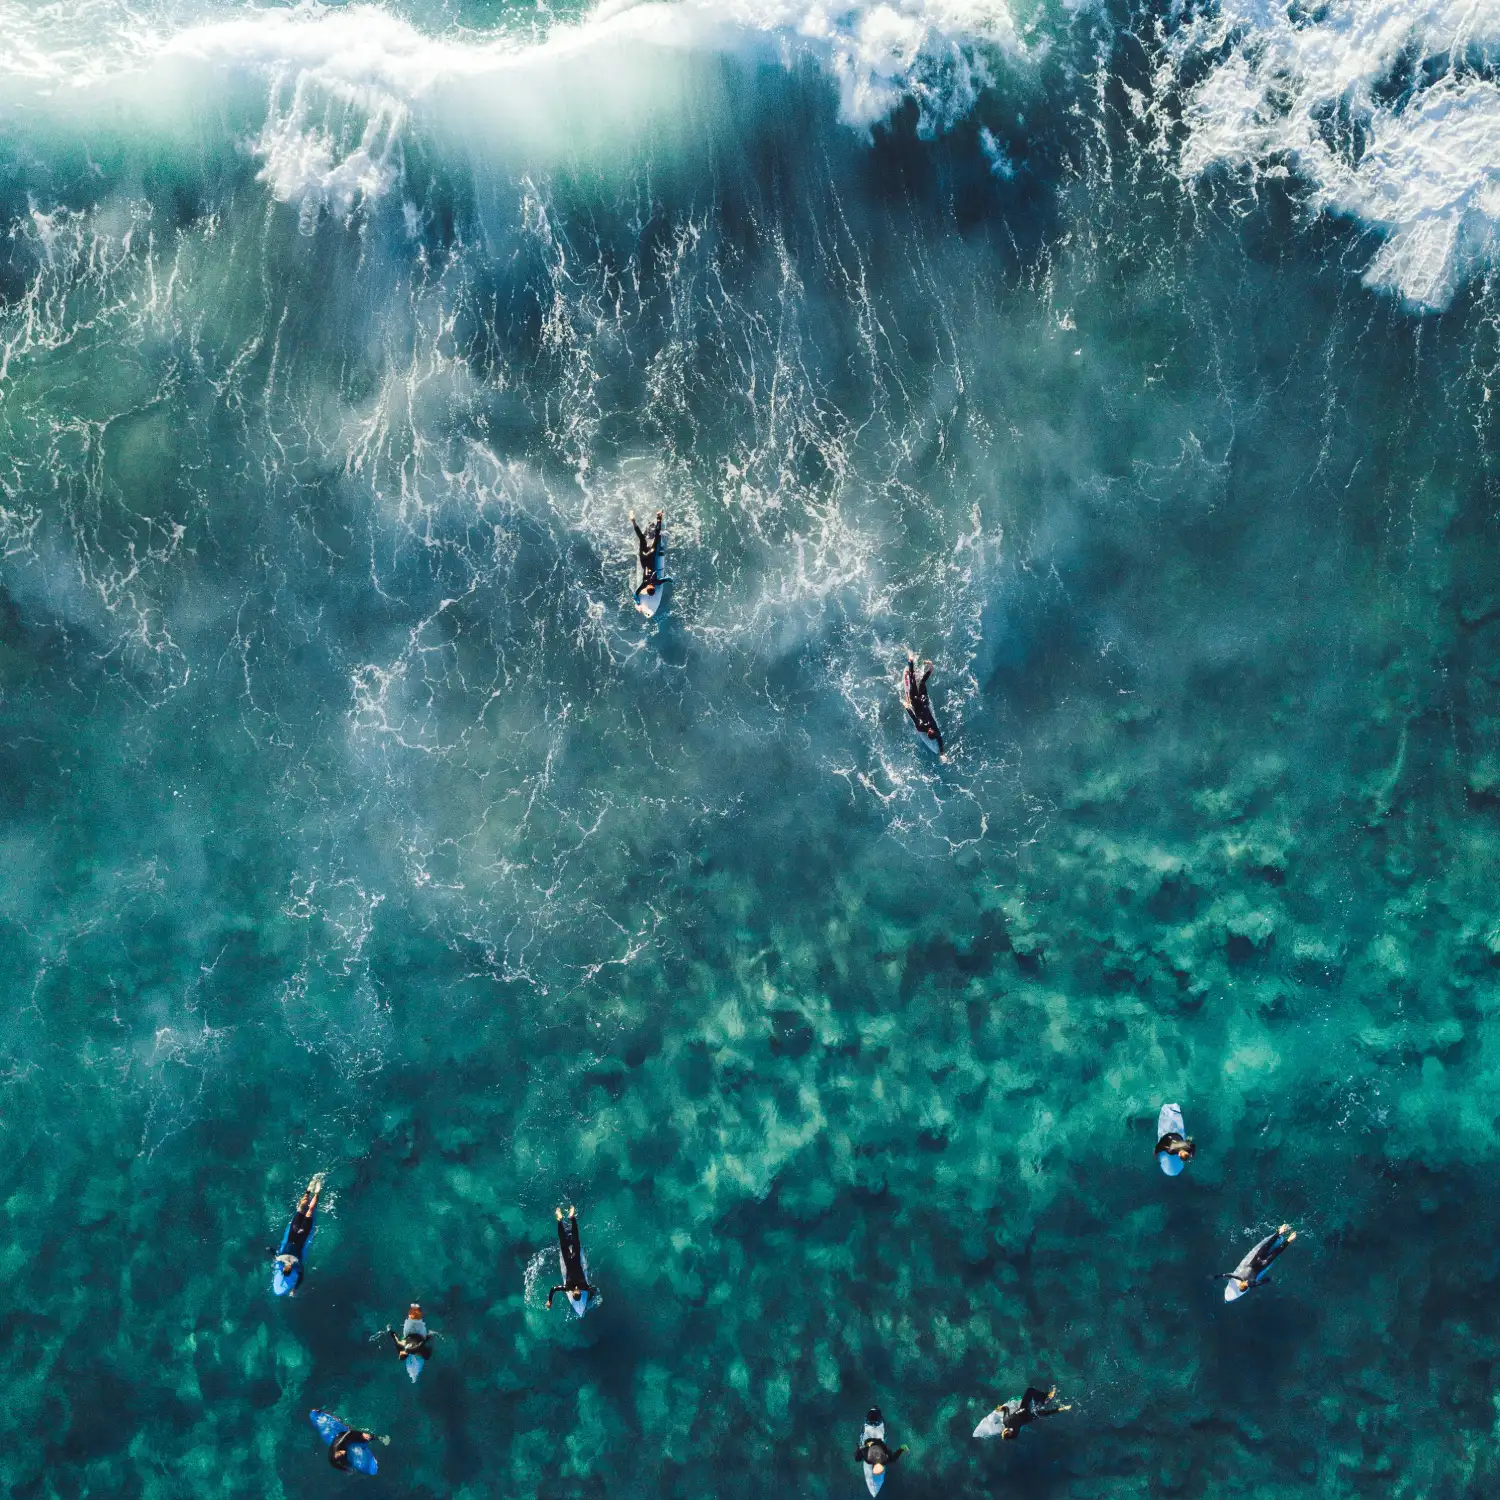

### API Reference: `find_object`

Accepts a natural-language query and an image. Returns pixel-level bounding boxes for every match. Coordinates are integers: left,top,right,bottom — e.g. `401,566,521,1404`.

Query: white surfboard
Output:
633,527,666,618
561,1240,591,1318
1157,1102,1186,1176
1223,1229,1282,1302
402,1313,427,1381
901,665,944,758
861,1418,886,1496
972,1405,1010,1440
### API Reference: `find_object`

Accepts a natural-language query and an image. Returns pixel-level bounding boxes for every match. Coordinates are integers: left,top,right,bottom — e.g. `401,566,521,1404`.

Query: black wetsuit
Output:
633,516,663,597
1229,1227,1294,1291
1155,1131,1194,1159
854,1439,907,1467
999,1388,1065,1438
284,1197,316,1259
904,660,943,753
546,1215,599,1308
388,1328,433,1362
329,1427,375,1472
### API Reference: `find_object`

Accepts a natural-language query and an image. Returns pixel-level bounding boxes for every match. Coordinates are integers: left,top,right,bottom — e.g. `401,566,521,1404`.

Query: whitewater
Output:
3,0,1500,1496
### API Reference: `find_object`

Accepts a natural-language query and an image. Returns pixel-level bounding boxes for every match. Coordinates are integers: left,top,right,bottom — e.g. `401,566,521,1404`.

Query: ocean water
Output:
5,0,1500,1495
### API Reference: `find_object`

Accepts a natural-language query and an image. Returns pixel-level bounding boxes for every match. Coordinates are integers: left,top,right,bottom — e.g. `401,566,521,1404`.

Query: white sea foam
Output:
1,0,1021,226
1172,0,1500,310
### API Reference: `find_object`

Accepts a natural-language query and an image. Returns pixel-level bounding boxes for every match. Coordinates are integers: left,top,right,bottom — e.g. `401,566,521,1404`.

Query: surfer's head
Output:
645,582,656,595
872,1464,885,1475
1176,1140,1195,1161
276,1253,300,1272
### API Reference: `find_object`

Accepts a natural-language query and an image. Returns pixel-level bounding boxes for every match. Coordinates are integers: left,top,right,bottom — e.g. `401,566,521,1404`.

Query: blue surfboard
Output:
309,1410,378,1475
273,1213,316,1296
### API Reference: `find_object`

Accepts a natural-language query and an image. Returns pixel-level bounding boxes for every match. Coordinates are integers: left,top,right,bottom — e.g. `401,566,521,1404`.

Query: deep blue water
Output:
4,0,1500,1496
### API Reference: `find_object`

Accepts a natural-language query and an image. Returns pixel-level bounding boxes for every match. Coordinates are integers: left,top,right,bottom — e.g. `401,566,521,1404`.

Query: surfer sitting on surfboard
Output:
273,1172,324,1296
1223,1224,1296,1299
902,653,944,756
1154,1129,1195,1165
630,510,664,602
853,1412,908,1472
384,1304,434,1364
545,1205,599,1310
988,1385,1071,1440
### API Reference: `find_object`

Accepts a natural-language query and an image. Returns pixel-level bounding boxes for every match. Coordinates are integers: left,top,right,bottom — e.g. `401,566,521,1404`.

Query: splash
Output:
1171,0,1500,310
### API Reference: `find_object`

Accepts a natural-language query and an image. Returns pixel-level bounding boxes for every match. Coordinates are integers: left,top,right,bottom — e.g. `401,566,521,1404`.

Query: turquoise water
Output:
5,0,1500,1495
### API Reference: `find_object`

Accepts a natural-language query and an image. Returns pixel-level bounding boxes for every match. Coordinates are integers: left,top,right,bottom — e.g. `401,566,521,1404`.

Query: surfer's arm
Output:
631,516,647,544
919,663,932,687
888,1446,909,1463
544,1284,566,1308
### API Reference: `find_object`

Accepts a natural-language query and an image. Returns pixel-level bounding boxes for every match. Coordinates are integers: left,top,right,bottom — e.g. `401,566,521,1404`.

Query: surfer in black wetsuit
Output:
854,1409,909,1473
1224,1224,1297,1297
384,1303,434,1364
545,1205,599,1309
903,653,944,756
328,1421,384,1472
1155,1129,1195,1165
274,1172,324,1294
630,510,664,601
994,1385,1070,1440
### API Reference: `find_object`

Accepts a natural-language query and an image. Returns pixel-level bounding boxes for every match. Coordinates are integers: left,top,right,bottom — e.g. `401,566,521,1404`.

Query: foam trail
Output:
1171,0,1500,309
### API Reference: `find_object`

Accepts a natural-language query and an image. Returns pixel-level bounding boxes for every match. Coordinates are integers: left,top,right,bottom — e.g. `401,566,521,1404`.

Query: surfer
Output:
981,1385,1071,1441
273,1172,325,1296
854,1410,908,1472
1155,1129,1195,1165
545,1205,599,1310
328,1421,385,1473
384,1303,434,1365
1223,1224,1297,1300
902,653,944,757
630,510,664,602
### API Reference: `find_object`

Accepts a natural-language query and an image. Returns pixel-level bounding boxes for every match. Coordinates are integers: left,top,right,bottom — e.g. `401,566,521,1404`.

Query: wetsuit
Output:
1154,1131,1194,1159
274,1179,321,1292
1227,1225,1295,1293
998,1387,1066,1438
854,1438,907,1467
903,658,944,753
329,1426,376,1472
546,1213,599,1308
388,1328,433,1362
633,515,663,599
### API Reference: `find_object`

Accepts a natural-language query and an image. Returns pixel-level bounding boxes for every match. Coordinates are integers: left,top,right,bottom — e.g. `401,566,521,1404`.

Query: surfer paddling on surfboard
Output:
630,510,665,608
1222,1224,1296,1302
273,1172,325,1296
902,653,945,759
854,1407,908,1493
545,1205,599,1316
973,1385,1071,1441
